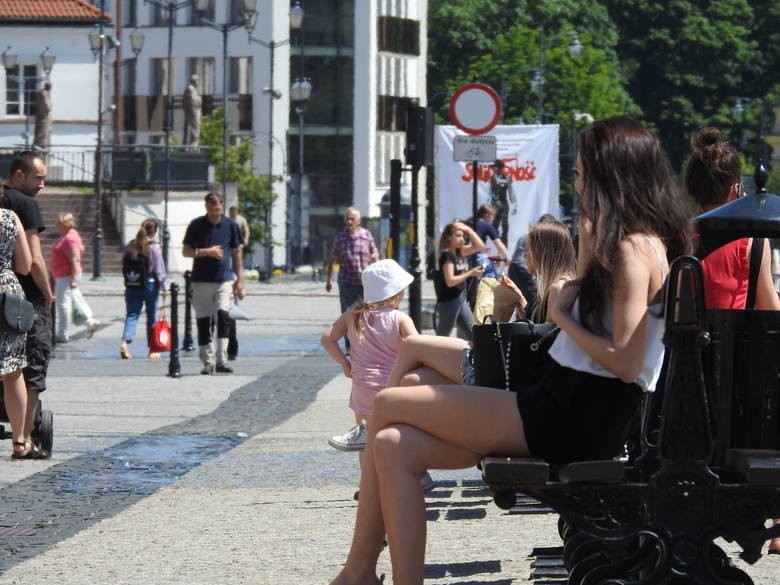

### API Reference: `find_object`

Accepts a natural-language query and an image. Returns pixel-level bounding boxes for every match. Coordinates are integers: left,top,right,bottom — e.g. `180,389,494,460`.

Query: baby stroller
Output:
0,395,54,456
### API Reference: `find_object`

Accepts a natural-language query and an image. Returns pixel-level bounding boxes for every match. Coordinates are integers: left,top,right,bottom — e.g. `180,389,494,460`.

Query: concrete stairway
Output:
37,188,124,274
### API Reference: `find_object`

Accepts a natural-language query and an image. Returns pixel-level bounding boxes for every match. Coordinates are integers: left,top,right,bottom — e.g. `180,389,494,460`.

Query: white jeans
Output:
54,277,73,339
191,281,233,366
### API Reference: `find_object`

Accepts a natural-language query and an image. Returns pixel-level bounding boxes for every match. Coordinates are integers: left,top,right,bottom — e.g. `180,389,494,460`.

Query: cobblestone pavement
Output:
0,275,776,584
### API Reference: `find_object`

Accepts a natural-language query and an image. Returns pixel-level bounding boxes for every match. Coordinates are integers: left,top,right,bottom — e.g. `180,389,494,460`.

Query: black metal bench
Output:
482,253,780,584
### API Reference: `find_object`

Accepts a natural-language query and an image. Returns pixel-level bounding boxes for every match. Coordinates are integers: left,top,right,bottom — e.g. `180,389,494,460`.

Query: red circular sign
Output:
448,83,502,135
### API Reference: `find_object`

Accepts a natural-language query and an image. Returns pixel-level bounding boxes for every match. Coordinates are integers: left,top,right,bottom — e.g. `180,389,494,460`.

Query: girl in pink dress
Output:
322,260,417,454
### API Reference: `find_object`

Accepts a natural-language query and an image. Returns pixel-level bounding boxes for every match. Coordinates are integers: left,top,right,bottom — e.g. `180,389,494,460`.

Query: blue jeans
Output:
338,281,363,350
122,279,160,347
338,281,364,313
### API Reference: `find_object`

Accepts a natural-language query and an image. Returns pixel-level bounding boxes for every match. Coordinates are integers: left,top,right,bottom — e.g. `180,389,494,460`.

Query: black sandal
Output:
11,440,49,460
11,440,31,459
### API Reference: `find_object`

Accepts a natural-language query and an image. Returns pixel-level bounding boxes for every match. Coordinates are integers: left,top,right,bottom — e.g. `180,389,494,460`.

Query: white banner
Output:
436,125,560,257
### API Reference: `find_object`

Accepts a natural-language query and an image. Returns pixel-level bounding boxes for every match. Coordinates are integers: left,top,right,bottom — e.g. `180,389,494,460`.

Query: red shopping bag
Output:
149,298,172,353
150,319,172,353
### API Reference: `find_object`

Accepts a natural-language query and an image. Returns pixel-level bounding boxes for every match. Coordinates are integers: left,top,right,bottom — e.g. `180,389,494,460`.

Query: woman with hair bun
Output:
686,126,780,311
685,127,780,554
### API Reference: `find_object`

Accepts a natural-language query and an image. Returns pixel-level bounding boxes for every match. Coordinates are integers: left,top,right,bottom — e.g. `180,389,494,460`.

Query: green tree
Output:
199,108,275,258
602,0,761,169
428,0,636,211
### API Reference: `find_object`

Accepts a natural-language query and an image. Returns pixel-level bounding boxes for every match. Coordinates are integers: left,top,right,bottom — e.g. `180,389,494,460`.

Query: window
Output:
186,58,215,94
229,57,252,94
150,58,175,95
189,1,214,25
4,65,38,117
153,3,172,26
230,0,249,25
302,0,354,48
377,16,420,55
123,59,137,95
290,55,353,126
123,0,137,27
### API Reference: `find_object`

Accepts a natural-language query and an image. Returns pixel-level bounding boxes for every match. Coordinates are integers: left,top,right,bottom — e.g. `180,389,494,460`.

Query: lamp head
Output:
2,46,17,70
130,27,145,56
568,32,582,58
289,1,304,30
40,46,56,76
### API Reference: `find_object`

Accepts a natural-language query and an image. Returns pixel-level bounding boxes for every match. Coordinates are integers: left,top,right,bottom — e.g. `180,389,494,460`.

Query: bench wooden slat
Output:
557,460,625,484
726,449,780,485
481,456,549,486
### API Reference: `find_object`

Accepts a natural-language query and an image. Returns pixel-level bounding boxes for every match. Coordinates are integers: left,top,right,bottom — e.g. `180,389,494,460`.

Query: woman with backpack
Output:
119,219,168,359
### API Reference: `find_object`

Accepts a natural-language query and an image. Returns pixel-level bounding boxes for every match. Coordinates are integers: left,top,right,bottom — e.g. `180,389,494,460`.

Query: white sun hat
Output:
362,259,414,303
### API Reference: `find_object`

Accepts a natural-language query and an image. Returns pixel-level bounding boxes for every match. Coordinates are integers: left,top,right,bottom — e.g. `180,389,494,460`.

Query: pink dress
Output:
346,307,404,416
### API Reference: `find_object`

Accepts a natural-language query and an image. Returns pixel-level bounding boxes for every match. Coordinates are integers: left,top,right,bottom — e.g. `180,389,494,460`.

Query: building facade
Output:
1,0,428,272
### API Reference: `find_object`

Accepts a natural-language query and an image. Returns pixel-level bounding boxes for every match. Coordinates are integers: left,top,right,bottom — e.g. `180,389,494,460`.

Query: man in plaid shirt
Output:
325,207,378,330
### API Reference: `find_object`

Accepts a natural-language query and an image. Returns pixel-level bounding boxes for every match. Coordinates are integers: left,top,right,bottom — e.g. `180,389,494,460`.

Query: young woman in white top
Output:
327,116,691,585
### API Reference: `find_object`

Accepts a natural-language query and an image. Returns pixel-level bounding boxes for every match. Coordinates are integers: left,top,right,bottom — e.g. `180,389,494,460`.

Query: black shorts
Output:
515,353,643,464
24,303,53,392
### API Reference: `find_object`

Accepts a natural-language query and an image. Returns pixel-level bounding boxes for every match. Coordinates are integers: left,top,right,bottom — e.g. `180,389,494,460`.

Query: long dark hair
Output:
577,116,690,331
438,222,465,261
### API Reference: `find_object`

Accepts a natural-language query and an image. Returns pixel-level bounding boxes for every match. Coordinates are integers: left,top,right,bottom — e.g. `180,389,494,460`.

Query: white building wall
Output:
352,0,378,220
0,28,100,150
119,0,292,271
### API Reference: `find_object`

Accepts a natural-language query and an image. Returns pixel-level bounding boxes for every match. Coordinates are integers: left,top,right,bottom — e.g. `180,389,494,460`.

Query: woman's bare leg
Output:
370,384,530,584
329,414,386,585
4,370,27,451
399,366,456,387
387,335,468,388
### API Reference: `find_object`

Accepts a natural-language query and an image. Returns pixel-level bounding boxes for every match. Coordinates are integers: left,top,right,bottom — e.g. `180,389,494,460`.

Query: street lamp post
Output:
530,26,582,123
88,2,117,279
2,46,56,149
246,0,304,278
290,77,311,270
196,0,257,198
136,0,210,267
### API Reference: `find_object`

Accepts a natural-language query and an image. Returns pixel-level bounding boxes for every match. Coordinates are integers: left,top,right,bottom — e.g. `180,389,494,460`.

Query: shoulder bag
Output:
471,314,559,390
0,292,34,334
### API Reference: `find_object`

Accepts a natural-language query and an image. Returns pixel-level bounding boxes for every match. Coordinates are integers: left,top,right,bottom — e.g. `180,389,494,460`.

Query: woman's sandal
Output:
11,440,48,460
120,345,132,360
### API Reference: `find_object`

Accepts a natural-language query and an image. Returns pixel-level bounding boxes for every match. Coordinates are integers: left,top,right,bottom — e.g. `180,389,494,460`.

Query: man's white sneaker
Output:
329,422,367,451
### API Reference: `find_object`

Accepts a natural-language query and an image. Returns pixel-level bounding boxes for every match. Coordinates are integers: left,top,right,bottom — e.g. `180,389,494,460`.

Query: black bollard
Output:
182,270,194,351
167,282,182,378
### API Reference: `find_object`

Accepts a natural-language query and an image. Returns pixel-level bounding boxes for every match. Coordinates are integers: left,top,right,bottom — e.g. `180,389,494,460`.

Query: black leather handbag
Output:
0,293,35,334
471,315,559,390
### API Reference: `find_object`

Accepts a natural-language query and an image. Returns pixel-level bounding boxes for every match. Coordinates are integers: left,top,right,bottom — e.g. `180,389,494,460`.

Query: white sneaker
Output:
329,421,367,451
420,472,436,494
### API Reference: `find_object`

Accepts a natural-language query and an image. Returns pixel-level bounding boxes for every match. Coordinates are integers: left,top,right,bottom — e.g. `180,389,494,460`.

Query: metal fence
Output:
0,145,212,190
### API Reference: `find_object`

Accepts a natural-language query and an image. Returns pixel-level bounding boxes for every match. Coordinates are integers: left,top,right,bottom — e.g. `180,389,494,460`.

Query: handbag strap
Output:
158,293,167,320
745,237,764,310
483,315,512,391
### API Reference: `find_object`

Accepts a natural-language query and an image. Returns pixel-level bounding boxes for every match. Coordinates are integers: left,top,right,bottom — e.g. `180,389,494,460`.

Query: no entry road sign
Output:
448,83,502,135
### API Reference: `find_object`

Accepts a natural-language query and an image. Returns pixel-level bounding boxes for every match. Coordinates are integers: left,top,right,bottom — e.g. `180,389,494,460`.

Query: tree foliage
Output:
602,0,769,168
199,108,275,257
429,0,778,176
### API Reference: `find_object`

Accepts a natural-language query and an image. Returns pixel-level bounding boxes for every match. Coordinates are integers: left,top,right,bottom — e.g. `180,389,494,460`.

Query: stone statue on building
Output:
182,74,202,146
33,81,52,150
